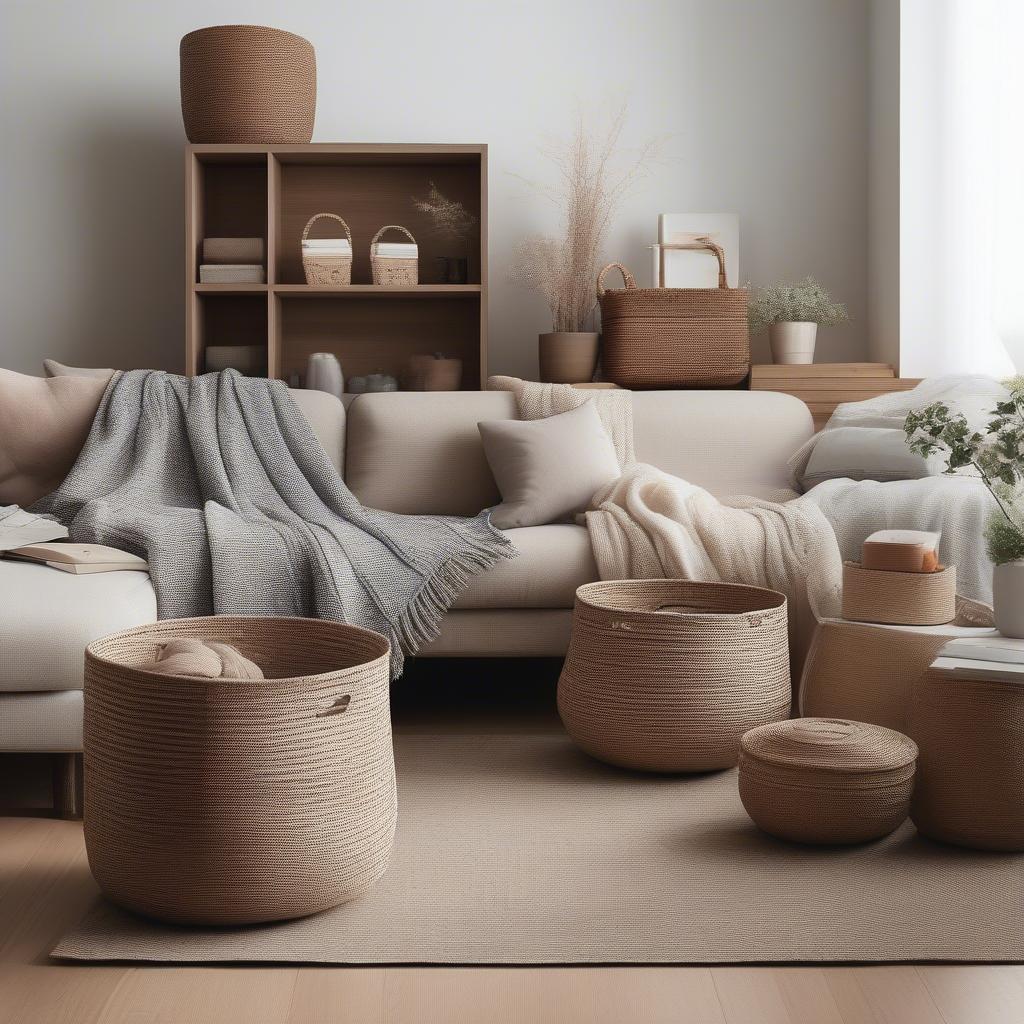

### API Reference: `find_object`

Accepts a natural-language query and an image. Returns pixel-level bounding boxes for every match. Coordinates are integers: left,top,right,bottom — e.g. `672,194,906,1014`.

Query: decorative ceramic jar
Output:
305,352,343,398
538,332,600,384
992,560,1024,638
408,354,462,391
180,25,316,144
769,322,817,365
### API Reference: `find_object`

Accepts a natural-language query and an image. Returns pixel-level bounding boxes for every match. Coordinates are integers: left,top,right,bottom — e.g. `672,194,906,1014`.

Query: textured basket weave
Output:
739,718,918,845
597,240,749,389
370,225,419,286
842,562,956,626
558,580,790,772
180,25,316,144
800,619,950,732
84,616,396,926
910,670,1024,851
302,213,353,286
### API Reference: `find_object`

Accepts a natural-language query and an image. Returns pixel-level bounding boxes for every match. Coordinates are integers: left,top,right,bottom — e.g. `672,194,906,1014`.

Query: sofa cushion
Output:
0,560,157,692
453,524,597,609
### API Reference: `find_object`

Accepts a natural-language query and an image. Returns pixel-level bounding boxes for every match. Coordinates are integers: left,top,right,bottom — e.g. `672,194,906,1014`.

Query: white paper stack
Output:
302,239,352,256
373,242,417,259
930,636,1024,683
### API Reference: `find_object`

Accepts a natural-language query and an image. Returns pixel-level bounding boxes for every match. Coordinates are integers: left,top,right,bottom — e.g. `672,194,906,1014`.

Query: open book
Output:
0,506,68,551
3,542,148,575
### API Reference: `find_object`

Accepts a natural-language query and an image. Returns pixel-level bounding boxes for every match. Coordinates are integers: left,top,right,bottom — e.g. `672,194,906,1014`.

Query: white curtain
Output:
900,0,1024,377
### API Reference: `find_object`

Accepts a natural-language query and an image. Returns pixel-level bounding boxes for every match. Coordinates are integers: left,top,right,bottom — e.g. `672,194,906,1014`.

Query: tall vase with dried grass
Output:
510,110,657,383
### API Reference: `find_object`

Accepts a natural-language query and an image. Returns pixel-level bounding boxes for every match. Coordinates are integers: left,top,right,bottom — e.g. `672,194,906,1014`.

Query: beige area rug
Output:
54,731,1023,964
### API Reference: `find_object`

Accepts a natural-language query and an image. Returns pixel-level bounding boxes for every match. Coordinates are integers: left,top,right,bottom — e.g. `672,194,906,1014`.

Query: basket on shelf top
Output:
370,225,419,287
301,213,353,286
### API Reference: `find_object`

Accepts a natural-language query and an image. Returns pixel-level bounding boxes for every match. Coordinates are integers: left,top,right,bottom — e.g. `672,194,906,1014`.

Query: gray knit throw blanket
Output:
34,370,516,678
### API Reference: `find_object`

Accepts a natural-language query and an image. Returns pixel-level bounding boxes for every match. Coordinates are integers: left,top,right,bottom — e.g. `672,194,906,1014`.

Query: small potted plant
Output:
748,277,847,364
905,383,1024,636
412,182,477,284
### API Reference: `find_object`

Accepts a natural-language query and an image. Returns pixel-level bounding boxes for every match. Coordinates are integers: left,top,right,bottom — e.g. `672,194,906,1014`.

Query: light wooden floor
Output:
2,661,1022,1024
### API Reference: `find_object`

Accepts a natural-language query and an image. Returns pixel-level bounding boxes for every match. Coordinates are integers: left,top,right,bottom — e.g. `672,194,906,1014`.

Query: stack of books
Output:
930,636,1024,682
199,237,265,284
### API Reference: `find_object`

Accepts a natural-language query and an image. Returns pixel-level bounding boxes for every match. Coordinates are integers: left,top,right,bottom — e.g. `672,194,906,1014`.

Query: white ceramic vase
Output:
769,322,818,365
306,352,344,398
993,561,1024,638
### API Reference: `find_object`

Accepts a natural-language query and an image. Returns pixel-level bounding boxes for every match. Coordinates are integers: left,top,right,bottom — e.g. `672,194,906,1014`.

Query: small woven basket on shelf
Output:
910,670,1024,851
302,213,353,286
370,225,418,286
558,579,790,772
597,238,749,389
739,718,918,845
83,616,396,926
841,561,956,626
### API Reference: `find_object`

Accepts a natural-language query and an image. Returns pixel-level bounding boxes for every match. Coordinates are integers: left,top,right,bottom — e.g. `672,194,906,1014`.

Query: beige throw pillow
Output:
43,358,116,381
0,368,107,507
478,402,621,530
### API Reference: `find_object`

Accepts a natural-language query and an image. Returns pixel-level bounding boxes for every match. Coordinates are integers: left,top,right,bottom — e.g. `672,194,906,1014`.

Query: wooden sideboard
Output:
750,363,921,430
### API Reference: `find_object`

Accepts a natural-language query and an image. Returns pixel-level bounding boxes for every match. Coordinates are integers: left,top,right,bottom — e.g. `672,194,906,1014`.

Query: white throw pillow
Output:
478,402,621,529
800,426,940,489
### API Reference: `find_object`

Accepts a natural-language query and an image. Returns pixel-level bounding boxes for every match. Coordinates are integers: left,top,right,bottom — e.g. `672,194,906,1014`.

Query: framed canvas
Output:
652,213,739,289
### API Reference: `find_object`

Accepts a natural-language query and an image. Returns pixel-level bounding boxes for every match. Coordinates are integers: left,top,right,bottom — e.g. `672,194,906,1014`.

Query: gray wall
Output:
0,0,869,378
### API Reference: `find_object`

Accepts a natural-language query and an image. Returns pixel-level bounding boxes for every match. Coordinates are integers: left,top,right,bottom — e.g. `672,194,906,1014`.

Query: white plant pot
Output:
769,322,818,365
993,561,1024,638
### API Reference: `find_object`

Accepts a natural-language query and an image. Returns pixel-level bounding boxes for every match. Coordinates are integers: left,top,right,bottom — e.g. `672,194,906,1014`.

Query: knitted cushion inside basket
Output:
146,638,264,679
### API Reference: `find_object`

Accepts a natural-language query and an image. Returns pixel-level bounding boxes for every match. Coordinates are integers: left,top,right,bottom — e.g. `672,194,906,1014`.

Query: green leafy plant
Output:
747,277,848,334
904,382,1024,564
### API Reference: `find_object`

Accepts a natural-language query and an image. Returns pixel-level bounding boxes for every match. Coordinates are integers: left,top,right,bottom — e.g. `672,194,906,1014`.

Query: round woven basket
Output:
910,670,1024,851
841,561,955,626
83,616,396,925
558,580,790,772
800,620,950,732
739,718,918,845
180,25,316,144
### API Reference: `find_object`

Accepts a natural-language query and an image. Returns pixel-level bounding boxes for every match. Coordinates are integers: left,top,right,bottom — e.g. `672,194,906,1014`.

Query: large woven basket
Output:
597,239,749,389
370,225,419,286
83,616,396,925
180,25,316,144
558,580,789,772
302,213,353,286
842,561,956,626
910,670,1024,851
739,718,918,845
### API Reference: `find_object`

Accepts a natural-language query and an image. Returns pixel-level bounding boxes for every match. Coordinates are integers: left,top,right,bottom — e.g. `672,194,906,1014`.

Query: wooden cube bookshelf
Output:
185,144,487,388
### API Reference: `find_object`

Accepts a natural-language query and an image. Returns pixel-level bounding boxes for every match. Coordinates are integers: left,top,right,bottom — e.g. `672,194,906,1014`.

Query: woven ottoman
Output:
910,670,1024,851
739,718,918,844
84,616,397,925
558,580,790,772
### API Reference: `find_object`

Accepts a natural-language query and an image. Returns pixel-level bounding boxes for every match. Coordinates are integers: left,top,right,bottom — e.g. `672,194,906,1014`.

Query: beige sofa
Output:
0,387,812,809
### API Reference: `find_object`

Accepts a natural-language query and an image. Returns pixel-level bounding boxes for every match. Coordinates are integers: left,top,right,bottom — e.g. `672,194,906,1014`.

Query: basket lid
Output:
740,718,918,772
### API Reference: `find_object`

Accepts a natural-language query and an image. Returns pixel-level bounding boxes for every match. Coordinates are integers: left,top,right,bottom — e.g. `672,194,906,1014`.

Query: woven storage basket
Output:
842,562,956,626
910,670,1024,851
302,213,353,286
83,616,396,926
180,25,316,144
597,239,749,389
739,718,918,845
558,580,790,772
800,619,950,732
370,225,419,286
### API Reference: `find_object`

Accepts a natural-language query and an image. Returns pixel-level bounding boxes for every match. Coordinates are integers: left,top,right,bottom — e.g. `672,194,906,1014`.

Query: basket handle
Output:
596,263,638,299
302,213,353,246
657,236,728,288
316,694,351,718
371,224,417,250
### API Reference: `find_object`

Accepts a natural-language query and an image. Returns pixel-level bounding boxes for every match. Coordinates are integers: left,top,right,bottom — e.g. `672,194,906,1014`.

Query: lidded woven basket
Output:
370,225,419,286
842,561,956,626
910,670,1024,851
597,239,749,389
180,25,316,144
83,616,396,926
739,718,918,845
558,580,790,772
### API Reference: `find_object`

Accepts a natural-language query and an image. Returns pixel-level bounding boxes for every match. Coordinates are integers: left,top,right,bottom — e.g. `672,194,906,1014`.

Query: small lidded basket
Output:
302,213,353,285
842,561,956,626
370,225,418,286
